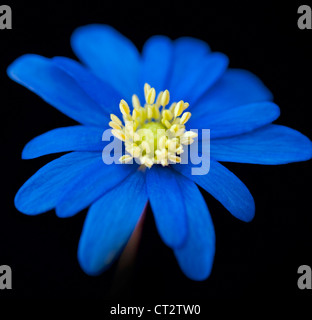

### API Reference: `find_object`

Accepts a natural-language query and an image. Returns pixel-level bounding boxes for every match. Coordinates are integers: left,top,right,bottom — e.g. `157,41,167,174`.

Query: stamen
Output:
132,108,139,120
119,155,133,163
132,94,141,109
110,83,197,168
162,109,173,121
168,154,182,163
161,89,170,107
156,91,163,106
147,105,153,119
110,114,123,126
174,101,184,118
109,121,122,131
180,112,191,125
144,83,151,100
146,87,156,104
119,99,130,116
111,129,126,141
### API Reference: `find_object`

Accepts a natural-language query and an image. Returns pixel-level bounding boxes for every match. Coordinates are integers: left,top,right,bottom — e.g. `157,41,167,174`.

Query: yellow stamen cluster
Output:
109,83,197,168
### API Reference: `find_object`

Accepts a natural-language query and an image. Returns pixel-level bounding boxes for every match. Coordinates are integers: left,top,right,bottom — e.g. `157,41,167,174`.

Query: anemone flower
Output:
8,24,312,280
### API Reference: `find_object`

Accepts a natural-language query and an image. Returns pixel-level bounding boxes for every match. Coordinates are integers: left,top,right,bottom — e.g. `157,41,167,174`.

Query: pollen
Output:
109,83,197,168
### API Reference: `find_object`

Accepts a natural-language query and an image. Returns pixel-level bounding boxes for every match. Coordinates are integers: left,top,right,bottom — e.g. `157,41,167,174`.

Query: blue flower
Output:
8,24,312,281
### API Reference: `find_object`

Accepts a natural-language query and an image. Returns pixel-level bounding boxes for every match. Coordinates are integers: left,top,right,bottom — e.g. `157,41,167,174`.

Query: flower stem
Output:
109,204,147,298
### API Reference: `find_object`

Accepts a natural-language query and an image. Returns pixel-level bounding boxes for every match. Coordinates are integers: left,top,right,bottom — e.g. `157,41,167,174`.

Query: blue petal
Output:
7,54,109,126
175,37,210,54
173,161,255,222
171,53,229,105
173,172,215,281
146,166,187,249
168,37,210,101
140,35,173,93
210,124,312,164
52,57,122,115
190,102,280,139
78,170,147,275
55,161,137,218
71,24,140,101
22,126,105,159
191,69,273,117
14,152,101,215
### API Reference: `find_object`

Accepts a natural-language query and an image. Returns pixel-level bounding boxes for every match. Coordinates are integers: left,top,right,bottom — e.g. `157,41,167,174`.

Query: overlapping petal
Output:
174,161,255,222
78,170,147,275
7,54,109,126
168,37,211,102
146,166,187,249
140,35,173,94
56,161,137,218
167,43,228,104
190,102,280,138
191,69,273,117
14,152,101,215
52,57,122,115
22,126,105,159
210,124,312,164
171,53,228,105
174,172,215,281
170,38,209,81
71,24,141,101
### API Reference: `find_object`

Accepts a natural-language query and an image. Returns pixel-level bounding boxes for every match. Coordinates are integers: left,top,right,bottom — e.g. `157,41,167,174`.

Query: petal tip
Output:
77,245,113,277
240,198,256,223
7,54,42,80
14,188,40,216
21,142,34,160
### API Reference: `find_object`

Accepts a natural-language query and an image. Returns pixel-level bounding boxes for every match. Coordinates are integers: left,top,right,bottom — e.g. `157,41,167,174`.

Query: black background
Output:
0,0,311,304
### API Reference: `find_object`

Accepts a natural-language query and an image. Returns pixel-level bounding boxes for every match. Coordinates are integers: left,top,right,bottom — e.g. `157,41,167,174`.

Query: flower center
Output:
109,83,197,168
